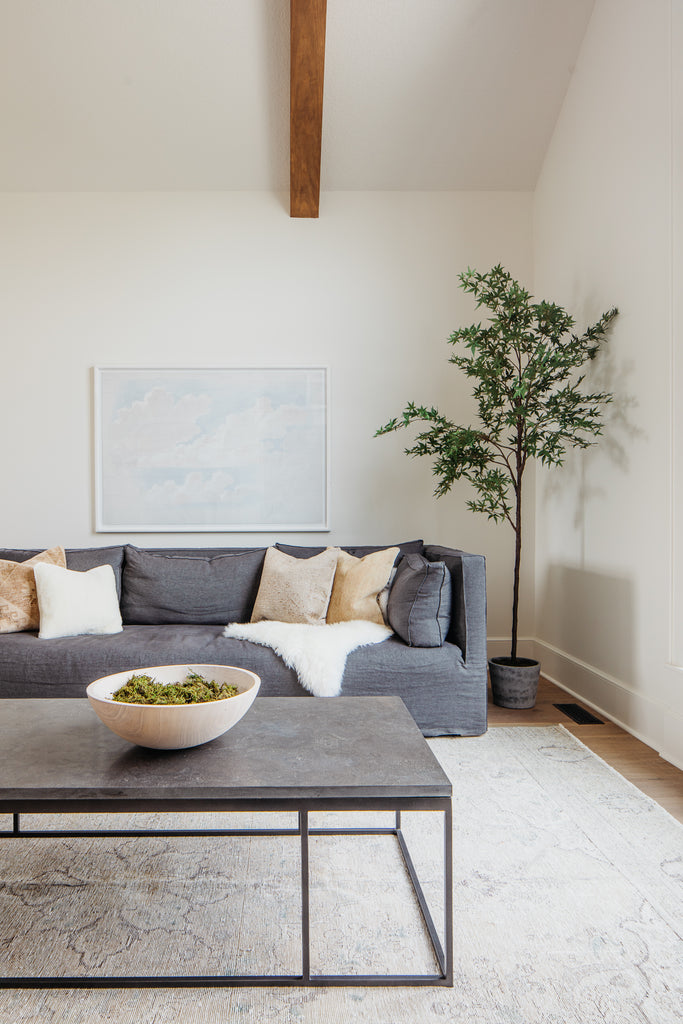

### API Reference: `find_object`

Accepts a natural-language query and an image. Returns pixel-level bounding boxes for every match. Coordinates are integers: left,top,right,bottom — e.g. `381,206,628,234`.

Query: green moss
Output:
112,670,239,705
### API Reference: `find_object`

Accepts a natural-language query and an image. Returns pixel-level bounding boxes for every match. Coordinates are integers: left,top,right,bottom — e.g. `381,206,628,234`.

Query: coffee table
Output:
0,695,453,988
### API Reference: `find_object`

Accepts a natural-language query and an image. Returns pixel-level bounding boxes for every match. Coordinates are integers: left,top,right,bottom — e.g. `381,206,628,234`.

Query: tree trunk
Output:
511,467,523,661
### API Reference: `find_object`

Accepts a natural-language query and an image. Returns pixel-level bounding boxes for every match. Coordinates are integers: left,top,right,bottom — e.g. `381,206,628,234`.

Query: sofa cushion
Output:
121,546,266,625
343,540,423,558
0,546,125,600
326,547,399,625
275,540,423,559
64,547,125,598
0,625,464,722
387,553,452,647
250,547,338,625
0,546,66,633
34,562,123,639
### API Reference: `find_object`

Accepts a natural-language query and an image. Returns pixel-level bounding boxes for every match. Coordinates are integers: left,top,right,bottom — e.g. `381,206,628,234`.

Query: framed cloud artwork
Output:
93,367,329,532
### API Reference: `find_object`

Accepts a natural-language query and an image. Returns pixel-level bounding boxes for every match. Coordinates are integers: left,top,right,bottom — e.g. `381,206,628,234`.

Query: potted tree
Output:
376,265,618,708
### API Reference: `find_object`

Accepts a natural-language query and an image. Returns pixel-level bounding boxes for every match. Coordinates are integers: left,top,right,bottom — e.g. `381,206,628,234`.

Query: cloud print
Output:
117,393,315,472
145,470,235,507
99,371,326,528
110,387,212,462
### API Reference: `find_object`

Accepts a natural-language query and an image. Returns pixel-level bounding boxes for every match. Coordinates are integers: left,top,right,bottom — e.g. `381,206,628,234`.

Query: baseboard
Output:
486,635,683,771
532,638,683,771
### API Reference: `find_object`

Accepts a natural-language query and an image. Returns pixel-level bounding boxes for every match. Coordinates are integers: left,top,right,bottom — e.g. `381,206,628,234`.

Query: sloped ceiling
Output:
0,0,595,192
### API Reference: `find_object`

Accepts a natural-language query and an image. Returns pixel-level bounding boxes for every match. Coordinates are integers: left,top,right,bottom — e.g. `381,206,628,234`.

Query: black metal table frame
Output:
0,795,453,989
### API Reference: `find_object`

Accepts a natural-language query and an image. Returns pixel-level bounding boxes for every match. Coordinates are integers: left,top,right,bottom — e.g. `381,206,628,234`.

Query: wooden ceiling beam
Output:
290,0,327,218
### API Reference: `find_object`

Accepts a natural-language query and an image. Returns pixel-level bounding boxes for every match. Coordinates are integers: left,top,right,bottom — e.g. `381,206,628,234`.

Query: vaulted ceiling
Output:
0,0,595,193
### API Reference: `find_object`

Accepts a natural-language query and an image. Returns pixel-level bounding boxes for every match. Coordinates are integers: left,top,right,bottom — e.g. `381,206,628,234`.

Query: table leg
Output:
299,809,311,983
444,801,453,986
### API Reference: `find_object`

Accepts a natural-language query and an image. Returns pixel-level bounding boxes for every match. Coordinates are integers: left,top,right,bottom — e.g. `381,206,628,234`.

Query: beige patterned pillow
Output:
326,547,399,625
0,546,67,633
250,547,339,625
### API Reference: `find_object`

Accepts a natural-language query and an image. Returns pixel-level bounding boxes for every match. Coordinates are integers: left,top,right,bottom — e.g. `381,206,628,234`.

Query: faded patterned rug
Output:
1,726,681,1023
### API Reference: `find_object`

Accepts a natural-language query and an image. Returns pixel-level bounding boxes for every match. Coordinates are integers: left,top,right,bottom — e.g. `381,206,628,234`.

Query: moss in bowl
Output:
112,670,239,705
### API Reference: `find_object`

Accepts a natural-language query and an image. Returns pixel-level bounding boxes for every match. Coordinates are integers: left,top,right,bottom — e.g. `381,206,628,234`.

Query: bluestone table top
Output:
0,696,452,805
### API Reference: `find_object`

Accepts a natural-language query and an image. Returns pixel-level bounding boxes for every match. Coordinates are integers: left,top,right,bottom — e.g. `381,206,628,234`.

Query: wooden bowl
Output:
86,664,260,749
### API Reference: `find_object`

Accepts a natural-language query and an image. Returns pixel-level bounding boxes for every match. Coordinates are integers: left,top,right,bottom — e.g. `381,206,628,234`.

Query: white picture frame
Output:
94,367,329,532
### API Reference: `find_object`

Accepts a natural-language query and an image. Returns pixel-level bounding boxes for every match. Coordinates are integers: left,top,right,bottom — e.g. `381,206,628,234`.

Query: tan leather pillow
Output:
326,547,399,625
250,547,339,625
0,546,67,633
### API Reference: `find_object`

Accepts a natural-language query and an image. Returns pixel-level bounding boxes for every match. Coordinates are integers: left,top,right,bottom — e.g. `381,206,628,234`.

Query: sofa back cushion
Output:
0,546,125,600
121,545,266,625
275,540,423,559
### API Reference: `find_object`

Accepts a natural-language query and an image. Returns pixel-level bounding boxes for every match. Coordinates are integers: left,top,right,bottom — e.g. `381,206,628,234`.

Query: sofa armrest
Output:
422,545,487,666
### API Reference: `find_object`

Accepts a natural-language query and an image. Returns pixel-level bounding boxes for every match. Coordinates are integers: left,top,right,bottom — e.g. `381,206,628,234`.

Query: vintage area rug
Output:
1,726,681,1023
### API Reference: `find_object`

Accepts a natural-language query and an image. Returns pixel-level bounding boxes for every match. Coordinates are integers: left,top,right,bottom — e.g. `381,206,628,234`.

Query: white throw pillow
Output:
34,562,123,639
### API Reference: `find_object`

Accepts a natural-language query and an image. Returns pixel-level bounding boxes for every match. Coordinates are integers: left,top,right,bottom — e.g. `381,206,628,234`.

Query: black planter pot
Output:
488,656,540,709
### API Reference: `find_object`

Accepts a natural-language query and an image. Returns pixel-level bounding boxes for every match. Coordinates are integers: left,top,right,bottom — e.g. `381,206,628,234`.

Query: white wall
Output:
0,189,533,640
533,0,683,767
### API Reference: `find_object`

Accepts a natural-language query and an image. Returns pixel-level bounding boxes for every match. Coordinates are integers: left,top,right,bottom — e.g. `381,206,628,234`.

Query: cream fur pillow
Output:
0,546,66,633
326,547,399,625
34,562,123,639
250,547,339,625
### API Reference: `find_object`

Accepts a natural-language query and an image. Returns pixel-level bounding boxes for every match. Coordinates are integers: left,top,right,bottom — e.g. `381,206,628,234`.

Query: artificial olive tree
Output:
376,265,618,662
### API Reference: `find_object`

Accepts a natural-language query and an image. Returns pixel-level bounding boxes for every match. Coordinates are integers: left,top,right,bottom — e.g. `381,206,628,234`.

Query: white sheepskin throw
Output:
222,619,392,697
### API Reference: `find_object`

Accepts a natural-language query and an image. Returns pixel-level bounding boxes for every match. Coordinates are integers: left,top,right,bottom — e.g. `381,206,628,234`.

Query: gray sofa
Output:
0,541,488,736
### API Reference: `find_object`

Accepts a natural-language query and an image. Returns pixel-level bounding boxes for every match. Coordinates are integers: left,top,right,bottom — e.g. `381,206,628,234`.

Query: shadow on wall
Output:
540,348,643,528
537,564,636,689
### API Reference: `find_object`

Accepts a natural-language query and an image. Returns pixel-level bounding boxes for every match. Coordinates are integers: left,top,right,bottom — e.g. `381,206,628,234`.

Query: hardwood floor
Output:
487,676,683,824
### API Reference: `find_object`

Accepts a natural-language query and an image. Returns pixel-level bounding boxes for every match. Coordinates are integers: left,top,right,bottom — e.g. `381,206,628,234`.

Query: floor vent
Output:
554,703,604,725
